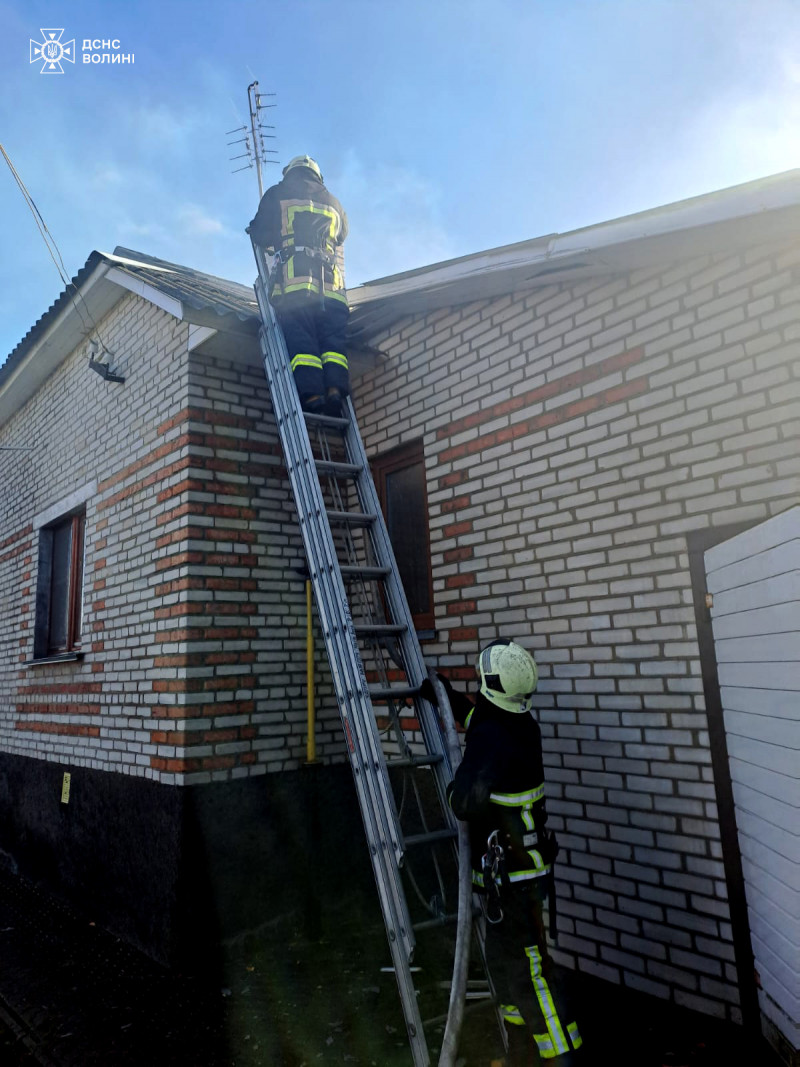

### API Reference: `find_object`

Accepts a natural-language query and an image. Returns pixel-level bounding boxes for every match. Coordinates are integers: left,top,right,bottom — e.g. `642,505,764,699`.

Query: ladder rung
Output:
413,912,459,932
315,459,362,478
354,623,407,638
386,753,443,769
340,564,392,579
369,685,418,701
327,509,377,527
404,828,458,848
435,980,492,991
303,410,349,429
422,997,497,1029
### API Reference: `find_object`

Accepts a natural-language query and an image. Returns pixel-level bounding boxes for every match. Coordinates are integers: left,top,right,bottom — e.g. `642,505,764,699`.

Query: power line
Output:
0,142,115,360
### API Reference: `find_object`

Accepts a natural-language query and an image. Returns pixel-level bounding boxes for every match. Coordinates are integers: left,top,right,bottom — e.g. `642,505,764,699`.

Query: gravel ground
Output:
0,868,786,1067
0,1010,42,1066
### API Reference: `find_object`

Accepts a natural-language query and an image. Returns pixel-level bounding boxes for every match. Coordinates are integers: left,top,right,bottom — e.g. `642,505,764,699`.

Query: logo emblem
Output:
30,28,75,73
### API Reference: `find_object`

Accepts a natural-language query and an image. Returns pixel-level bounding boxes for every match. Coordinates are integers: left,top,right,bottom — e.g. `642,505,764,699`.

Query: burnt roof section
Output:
108,246,259,323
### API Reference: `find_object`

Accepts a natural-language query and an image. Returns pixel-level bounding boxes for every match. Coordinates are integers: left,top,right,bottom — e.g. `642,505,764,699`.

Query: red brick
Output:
200,755,236,771
443,520,473,538
17,722,100,737
440,495,471,514
604,378,648,404
203,675,255,691
448,626,478,642
439,471,469,488
446,599,477,615
445,573,475,589
439,345,646,440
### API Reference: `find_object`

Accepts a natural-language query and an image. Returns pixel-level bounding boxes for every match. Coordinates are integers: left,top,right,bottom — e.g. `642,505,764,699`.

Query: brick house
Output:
1,172,798,1057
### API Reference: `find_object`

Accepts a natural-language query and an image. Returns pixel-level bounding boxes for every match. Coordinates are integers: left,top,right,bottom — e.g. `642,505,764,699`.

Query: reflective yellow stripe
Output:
321,351,348,368
281,203,346,298
290,354,323,371
533,1032,556,1057
285,201,339,242
281,278,348,301
464,708,474,729
273,200,346,301
508,860,550,881
321,288,348,303
473,866,550,886
489,785,544,807
525,946,569,1056
567,1021,582,1049
283,280,321,294
501,1004,525,1027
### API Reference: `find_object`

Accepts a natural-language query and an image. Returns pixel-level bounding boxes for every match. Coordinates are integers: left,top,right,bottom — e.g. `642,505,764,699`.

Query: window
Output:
33,509,85,660
373,441,435,634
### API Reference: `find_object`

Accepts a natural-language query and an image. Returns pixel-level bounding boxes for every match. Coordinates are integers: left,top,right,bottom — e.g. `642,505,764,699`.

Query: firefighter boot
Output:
302,394,325,414
324,386,342,417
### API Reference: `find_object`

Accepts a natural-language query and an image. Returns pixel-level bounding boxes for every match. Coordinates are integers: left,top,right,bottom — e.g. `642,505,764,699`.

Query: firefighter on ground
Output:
248,155,350,416
426,640,584,1066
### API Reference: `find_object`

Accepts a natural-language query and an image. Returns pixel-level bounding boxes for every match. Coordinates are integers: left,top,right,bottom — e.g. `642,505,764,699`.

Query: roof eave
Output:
347,169,800,340
0,259,125,429
0,252,261,430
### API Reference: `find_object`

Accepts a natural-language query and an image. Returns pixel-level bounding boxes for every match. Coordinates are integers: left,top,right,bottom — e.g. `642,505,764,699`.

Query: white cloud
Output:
132,103,200,147
90,167,124,189
177,204,226,237
332,149,455,285
663,49,800,193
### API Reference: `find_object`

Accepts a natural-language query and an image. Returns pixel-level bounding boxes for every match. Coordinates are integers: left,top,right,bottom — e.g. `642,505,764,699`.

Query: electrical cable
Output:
0,142,113,355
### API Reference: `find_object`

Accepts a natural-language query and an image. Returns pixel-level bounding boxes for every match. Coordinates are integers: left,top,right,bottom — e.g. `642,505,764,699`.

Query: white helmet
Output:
282,155,323,181
477,639,538,713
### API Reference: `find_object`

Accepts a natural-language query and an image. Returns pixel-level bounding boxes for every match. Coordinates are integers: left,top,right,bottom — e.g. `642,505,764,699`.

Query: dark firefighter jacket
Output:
248,166,348,307
446,688,556,889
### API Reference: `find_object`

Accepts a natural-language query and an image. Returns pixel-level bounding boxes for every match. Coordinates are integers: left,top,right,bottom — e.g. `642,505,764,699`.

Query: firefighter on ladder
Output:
430,640,585,1066
248,154,350,416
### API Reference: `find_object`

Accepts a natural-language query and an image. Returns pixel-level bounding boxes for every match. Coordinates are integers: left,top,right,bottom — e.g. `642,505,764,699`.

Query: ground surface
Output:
0,868,786,1066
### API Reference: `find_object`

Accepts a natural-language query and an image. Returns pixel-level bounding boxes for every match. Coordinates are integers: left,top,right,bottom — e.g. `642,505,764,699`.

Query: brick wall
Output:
1,294,190,776
2,236,798,1007
354,237,800,1021
149,344,344,783
0,292,340,786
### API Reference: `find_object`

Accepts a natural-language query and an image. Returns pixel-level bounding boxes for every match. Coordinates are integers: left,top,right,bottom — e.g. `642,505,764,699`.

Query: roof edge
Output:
348,168,800,307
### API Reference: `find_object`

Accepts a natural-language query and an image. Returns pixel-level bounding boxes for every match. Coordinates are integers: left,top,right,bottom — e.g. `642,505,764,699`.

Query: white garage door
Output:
704,506,800,1054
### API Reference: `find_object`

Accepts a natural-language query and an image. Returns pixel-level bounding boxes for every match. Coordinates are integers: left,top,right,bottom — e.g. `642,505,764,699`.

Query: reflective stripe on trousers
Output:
526,945,582,1060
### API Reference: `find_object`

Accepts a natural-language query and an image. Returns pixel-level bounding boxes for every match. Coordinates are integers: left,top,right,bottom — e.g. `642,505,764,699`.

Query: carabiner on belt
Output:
482,829,506,924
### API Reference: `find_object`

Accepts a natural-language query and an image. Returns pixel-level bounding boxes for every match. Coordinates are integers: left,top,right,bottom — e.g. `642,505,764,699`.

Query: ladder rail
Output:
256,279,407,863
252,239,502,1065
251,246,430,1064
341,407,456,800
254,275,406,871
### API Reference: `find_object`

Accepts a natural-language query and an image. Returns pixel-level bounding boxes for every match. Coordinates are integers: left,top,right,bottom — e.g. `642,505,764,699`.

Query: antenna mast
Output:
226,82,278,198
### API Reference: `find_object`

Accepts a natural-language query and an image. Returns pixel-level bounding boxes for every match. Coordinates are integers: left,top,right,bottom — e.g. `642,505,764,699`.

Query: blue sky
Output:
2,0,800,361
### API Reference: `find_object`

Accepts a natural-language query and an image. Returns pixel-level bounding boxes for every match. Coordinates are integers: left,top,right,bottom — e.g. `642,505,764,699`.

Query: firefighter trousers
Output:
276,300,350,404
486,882,583,1065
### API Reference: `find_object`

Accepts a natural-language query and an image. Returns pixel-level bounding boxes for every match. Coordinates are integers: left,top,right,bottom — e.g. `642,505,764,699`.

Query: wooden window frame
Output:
372,440,436,635
33,509,86,662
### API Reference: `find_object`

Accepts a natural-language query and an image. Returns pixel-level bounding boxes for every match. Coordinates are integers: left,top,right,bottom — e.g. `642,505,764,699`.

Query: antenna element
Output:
227,82,278,197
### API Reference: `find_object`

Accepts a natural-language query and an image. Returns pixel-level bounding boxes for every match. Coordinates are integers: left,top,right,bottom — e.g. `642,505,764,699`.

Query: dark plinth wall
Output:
0,751,375,966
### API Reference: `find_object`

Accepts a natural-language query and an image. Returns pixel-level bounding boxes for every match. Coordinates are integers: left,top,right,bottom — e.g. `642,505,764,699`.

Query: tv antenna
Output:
227,81,278,198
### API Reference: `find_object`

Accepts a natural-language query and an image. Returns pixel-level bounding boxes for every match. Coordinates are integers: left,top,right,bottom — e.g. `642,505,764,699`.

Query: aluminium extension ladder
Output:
250,242,500,1066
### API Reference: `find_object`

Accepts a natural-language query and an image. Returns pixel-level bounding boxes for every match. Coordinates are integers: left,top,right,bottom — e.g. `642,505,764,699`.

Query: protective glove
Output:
418,673,455,706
